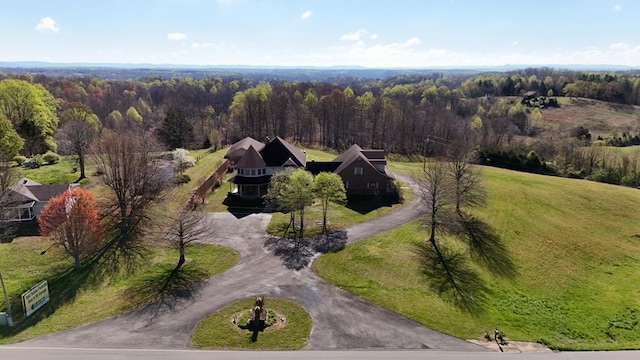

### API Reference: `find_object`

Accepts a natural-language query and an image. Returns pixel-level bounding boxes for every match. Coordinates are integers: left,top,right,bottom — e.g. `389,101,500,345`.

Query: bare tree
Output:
56,120,99,180
92,130,170,265
446,139,486,217
163,210,215,271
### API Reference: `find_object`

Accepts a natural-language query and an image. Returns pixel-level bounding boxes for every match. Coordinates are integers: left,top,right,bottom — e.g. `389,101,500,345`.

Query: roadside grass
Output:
192,297,312,350
314,164,640,350
0,237,238,344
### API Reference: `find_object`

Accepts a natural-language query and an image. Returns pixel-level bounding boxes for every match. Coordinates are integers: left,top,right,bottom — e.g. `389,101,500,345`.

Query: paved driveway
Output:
18,175,485,352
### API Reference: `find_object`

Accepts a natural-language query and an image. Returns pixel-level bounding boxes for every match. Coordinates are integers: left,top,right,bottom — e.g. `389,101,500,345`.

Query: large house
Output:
0,178,75,222
225,136,307,199
225,137,395,199
307,144,396,196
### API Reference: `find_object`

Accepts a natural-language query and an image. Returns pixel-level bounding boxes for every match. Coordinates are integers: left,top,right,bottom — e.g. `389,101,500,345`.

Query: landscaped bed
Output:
191,297,312,350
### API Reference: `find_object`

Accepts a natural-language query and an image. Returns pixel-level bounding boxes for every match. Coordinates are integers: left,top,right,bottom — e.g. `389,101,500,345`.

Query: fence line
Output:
187,159,233,209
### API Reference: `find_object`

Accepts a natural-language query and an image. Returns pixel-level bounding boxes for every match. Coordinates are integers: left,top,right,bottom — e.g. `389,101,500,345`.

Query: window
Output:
239,169,244,175
345,180,349,189
367,182,379,189
354,167,363,175
251,169,256,176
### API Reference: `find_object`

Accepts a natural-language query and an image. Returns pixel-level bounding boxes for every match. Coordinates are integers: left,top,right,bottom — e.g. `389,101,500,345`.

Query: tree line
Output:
2,68,640,190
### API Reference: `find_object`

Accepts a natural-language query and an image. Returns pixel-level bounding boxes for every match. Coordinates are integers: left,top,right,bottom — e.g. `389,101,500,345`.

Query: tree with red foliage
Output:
38,187,103,268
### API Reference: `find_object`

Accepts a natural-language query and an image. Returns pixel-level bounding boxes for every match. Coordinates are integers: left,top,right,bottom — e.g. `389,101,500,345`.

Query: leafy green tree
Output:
312,172,346,234
264,169,314,239
0,112,24,162
125,106,143,125
0,79,58,155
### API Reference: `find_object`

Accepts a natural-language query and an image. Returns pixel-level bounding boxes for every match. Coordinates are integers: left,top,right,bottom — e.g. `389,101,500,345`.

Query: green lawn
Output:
192,297,312,350
314,164,640,350
0,237,238,344
266,193,408,237
17,157,89,185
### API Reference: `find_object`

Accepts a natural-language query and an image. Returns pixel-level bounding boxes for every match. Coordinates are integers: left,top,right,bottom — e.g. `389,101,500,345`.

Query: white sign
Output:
21,280,49,317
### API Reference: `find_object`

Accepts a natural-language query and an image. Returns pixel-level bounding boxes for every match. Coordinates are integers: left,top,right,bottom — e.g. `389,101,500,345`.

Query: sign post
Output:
0,270,13,326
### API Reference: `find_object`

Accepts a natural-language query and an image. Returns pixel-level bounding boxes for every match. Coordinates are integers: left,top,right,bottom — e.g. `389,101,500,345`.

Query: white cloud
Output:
613,4,622,11
301,10,312,20
369,34,378,40
512,41,519,45
191,42,215,49
405,37,421,46
167,33,187,40
340,29,368,41
35,17,59,33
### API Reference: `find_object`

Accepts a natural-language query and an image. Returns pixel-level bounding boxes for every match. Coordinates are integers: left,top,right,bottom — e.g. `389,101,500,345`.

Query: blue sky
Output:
1,0,639,67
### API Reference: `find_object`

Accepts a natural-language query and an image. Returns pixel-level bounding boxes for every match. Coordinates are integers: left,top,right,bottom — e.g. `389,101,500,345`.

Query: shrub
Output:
174,174,191,184
13,155,27,166
33,154,44,167
42,151,60,165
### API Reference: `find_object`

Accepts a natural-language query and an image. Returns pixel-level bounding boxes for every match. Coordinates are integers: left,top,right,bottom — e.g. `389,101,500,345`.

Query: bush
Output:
13,155,27,166
174,174,191,184
33,154,44,167
42,151,60,165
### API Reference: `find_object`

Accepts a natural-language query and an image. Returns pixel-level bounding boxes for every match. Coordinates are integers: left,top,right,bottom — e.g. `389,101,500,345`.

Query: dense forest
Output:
2,67,640,187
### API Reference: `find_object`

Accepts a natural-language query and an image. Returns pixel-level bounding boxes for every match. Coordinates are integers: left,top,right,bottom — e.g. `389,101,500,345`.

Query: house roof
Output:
361,149,386,160
333,144,363,163
306,161,341,175
224,136,265,161
260,136,306,167
332,144,395,180
236,145,266,168
1,178,70,206
28,184,70,202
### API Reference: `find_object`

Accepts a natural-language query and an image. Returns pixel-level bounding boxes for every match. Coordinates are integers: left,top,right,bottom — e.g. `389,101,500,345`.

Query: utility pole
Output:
0,270,13,327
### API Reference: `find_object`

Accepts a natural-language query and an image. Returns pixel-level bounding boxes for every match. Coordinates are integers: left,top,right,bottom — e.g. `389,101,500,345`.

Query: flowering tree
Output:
38,187,103,268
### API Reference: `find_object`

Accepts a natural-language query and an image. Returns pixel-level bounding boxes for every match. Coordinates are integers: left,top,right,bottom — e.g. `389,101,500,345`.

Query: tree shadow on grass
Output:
414,241,489,314
264,231,347,271
124,263,207,318
458,217,519,279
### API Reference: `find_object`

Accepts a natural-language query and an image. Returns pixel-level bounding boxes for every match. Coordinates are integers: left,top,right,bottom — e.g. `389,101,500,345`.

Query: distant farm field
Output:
315,163,640,350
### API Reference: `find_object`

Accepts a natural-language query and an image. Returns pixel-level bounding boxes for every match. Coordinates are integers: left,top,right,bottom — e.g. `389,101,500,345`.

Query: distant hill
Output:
0,61,636,81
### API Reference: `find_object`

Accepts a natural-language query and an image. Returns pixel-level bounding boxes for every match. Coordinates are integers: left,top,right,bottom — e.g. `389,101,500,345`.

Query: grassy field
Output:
0,237,238,344
314,164,640,350
542,97,640,138
192,297,312,350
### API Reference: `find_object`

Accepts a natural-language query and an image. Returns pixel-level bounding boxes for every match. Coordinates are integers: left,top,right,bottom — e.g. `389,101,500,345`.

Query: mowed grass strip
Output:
314,165,640,350
0,238,238,344
192,297,312,350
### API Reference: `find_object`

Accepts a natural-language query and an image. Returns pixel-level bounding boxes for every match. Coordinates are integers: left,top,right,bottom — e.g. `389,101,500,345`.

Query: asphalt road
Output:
1,347,638,360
